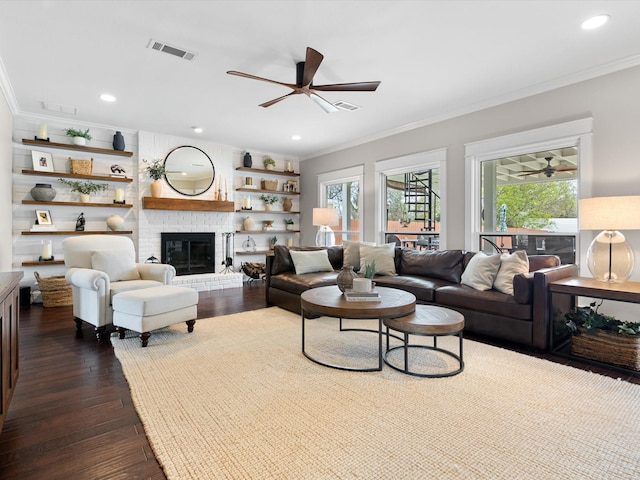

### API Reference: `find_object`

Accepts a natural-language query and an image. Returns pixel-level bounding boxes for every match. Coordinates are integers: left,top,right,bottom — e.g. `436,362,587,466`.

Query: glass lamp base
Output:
586,230,634,283
315,226,336,246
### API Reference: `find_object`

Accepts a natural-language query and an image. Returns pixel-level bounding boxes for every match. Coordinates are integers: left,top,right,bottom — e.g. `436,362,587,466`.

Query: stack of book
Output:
343,290,380,302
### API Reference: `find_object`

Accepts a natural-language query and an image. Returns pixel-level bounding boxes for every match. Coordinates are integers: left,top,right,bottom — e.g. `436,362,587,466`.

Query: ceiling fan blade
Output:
302,47,324,86
309,93,339,113
260,91,299,108
313,81,381,92
553,166,578,172
517,170,544,176
227,70,297,90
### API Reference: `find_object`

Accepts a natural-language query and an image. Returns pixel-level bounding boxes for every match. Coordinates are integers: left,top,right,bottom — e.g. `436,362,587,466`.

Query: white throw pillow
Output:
91,248,141,282
289,250,335,274
493,250,530,295
461,252,502,291
359,243,397,276
343,240,375,271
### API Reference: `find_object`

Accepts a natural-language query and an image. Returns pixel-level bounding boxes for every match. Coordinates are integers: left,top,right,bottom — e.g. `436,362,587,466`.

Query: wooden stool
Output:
383,305,464,377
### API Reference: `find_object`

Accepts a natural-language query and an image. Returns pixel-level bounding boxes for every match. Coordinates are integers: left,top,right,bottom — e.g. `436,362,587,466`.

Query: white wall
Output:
0,88,12,271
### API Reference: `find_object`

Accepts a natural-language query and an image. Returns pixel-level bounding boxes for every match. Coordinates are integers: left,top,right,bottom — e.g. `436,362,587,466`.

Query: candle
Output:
37,124,48,140
243,196,251,209
287,238,293,247
114,188,124,203
41,240,52,260
286,161,292,172
224,177,227,194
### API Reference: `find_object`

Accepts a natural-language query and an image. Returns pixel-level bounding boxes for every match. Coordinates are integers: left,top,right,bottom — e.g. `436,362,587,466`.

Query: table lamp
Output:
313,207,339,246
579,196,640,282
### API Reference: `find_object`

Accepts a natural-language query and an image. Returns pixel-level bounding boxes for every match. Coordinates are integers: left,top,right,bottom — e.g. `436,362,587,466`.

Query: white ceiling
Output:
1,1,640,159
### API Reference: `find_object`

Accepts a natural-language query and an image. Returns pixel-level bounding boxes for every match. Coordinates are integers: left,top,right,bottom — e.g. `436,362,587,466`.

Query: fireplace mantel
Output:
142,197,234,212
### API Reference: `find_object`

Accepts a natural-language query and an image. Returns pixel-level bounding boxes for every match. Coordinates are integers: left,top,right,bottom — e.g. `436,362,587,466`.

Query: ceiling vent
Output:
147,39,197,61
42,102,78,115
334,100,361,112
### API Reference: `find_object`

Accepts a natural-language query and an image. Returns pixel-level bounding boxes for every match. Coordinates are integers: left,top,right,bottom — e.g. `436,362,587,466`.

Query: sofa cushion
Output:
528,254,560,271
289,250,334,274
343,240,375,271
399,249,464,283
435,284,532,320
359,243,397,276
271,245,343,275
91,248,141,282
270,271,339,295
493,250,529,295
460,252,501,291
374,275,453,303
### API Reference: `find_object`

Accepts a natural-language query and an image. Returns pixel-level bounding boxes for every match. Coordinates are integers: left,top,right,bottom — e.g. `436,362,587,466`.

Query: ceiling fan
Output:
227,47,380,113
518,157,577,178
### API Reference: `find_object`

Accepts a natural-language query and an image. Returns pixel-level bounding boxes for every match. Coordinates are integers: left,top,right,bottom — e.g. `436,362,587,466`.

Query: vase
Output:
282,197,292,212
72,136,86,146
79,193,90,203
336,265,358,292
265,164,274,170
30,183,56,202
106,214,125,231
264,204,272,211
243,152,252,167
243,217,255,231
150,180,162,198
113,131,125,151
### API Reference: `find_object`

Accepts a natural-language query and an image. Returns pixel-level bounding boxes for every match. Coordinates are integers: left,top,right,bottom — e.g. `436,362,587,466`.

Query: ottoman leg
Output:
140,332,151,347
117,327,126,339
186,319,196,333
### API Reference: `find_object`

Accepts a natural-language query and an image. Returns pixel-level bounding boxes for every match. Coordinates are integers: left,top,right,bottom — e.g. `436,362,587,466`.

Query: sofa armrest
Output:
137,263,176,284
65,267,110,291
531,263,578,350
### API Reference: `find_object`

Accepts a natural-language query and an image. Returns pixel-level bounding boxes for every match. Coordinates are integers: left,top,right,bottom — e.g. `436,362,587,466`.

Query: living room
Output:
1,1,640,478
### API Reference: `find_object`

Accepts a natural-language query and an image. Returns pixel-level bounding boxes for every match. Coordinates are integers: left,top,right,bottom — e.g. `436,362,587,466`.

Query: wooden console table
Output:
549,276,640,374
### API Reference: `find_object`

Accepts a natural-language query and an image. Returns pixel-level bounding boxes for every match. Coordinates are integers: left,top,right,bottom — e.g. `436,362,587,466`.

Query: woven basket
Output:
571,328,640,370
69,157,93,175
261,179,278,191
34,271,72,307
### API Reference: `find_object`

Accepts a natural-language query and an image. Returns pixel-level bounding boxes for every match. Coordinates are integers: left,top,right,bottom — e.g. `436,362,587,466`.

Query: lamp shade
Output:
313,208,339,227
579,196,640,231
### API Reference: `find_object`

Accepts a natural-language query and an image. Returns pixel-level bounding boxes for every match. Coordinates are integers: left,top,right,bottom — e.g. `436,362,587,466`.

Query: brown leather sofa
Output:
265,245,578,351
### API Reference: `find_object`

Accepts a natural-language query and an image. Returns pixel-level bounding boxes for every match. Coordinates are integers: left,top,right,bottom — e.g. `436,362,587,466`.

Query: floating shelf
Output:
236,250,273,256
236,166,300,177
236,188,299,195
22,200,133,208
21,260,65,266
235,209,300,214
142,197,234,212
22,230,133,236
22,138,133,157
236,230,299,234
22,169,133,183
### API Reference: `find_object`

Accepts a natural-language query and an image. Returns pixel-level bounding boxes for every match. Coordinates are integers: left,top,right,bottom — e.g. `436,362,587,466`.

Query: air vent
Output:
42,102,78,115
147,39,197,61
334,100,361,111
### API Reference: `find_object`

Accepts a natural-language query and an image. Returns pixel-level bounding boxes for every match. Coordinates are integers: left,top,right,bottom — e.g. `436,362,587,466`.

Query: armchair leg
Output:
186,319,196,333
140,332,151,347
117,327,126,339
74,318,83,338
95,326,107,341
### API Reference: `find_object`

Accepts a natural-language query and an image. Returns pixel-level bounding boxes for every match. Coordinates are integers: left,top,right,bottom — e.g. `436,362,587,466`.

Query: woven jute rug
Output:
112,307,640,479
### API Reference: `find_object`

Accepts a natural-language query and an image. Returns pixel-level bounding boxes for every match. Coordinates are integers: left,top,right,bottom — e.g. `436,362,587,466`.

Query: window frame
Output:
318,165,364,242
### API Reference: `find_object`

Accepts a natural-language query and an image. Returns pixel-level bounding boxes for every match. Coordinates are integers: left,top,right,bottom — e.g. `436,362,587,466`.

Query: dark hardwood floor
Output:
0,281,637,479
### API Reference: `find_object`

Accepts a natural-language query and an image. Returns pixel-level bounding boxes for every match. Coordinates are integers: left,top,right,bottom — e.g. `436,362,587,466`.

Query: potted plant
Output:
263,157,276,170
259,193,278,211
363,261,377,279
65,127,92,146
269,235,278,249
284,218,295,231
145,159,166,197
59,178,108,203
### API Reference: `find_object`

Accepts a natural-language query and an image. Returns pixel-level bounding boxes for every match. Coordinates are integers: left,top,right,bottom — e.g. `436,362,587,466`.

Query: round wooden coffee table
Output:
383,304,464,377
301,286,416,372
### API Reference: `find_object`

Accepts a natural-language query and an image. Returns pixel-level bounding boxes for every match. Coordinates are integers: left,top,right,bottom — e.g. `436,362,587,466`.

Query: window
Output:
318,166,364,243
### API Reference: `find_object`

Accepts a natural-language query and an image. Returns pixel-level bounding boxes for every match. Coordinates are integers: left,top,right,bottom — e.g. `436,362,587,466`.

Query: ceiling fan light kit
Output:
227,47,380,112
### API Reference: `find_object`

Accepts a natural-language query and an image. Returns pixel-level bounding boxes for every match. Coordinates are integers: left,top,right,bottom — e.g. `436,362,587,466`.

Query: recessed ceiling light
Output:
582,14,610,30
291,135,301,141
100,93,116,102
192,127,203,133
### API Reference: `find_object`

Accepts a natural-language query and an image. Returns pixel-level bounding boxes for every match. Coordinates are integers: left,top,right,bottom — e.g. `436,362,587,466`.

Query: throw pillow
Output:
493,250,530,295
289,250,335,274
343,240,375,271
359,243,397,276
91,248,141,282
460,252,501,291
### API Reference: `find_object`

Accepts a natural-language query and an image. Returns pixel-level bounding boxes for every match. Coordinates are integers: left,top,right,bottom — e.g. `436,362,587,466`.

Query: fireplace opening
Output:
161,232,215,276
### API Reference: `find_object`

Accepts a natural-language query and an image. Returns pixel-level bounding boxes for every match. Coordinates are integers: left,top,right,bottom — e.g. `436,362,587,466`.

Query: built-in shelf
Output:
142,197,234,212
22,230,133,236
235,209,300,214
22,138,133,157
236,188,299,195
236,250,273,256
22,169,133,183
22,200,133,208
21,260,65,266
236,230,300,234
236,166,300,177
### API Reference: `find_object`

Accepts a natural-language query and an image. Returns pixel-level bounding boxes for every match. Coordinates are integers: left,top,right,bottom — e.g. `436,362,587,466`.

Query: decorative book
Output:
344,290,380,302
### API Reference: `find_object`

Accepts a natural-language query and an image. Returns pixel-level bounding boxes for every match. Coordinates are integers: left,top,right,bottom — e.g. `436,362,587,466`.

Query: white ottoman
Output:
113,285,198,347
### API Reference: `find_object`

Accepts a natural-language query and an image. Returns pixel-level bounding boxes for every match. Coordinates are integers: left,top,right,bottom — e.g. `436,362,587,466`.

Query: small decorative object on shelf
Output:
106,214,125,231
336,264,358,292
282,197,293,211
269,235,278,249
243,151,252,167
260,193,278,211
30,183,56,202
112,131,125,151
241,196,252,210
243,216,255,231
263,220,275,231
284,161,294,173
69,157,93,175
114,187,125,204
59,178,108,201
36,124,49,141
284,218,295,230
110,164,127,177
144,158,166,198
40,239,53,261
263,157,276,170
242,236,257,252
75,212,85,231
65,127,92,146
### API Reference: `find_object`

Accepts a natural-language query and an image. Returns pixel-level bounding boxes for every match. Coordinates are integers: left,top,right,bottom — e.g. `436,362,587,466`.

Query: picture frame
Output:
35,209,53,225
31,150,54,172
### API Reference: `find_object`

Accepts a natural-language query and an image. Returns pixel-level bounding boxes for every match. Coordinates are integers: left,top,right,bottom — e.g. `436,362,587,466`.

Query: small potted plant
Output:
363,261,377,279
269,235,278,250
284,218,295,231
145,159,166,197
259,193,278,211
65,127,92,146
263,157,276,170
59,178,108,203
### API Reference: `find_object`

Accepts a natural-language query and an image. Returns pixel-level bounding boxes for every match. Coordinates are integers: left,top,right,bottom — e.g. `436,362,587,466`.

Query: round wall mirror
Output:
164,146,215,196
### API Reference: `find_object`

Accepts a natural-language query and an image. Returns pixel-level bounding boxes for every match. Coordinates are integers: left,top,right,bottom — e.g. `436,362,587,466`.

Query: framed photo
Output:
35,209,53,225
31,150,54,172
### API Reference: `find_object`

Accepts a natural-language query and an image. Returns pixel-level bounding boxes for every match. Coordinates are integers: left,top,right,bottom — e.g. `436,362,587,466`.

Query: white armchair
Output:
62,235,175,339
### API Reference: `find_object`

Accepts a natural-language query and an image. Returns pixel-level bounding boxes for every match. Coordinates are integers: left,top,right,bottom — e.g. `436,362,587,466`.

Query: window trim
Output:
318,165,364,241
